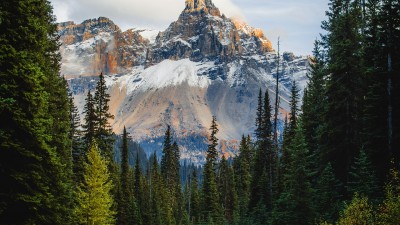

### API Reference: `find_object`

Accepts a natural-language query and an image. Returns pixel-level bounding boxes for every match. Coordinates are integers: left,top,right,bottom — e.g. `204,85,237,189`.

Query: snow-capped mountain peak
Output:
60,0,309,163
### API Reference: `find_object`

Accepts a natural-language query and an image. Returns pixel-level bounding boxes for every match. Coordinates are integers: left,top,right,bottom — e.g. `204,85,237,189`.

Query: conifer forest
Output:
1,0,400,224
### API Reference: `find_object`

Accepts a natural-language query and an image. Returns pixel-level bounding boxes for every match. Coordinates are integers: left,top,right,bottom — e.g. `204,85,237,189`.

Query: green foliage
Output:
218,156,238,224
271,121,314,225
94,72,115,161
76,142,116,225
0,0,75,223
347,149,379,198
234,136,252,222
377,165,400,225
314,163,342,223
207,116,219,164
117,127,138,225
337,194,375,225
202,159,223,225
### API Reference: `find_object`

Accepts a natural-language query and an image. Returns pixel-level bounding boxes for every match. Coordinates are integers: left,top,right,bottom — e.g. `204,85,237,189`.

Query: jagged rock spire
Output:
185,0,214,12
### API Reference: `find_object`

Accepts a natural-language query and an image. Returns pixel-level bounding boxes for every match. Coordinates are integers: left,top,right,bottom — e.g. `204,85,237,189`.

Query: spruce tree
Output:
320,0,365,184
208,116,219,164
234,136,252,222
302,41,327,169
218,156,238,224
255,89,264,140
271,121,314,225
83,91,97,149
347,149,379,198
93,72,115,162
76,141,116,224
202,116,223,224
188,169,201,224
0,0,75,222
314,163,342,223
117,126,135,225
133,154,143,225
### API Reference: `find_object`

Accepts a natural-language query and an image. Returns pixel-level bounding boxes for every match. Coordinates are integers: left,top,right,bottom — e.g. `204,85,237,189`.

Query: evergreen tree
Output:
347,149,379,198
93,72,115,161
76,142,116,225
188,169,201,224
207,116,219,164
133,154,143,225
69,90,84,181
271,121,314,225
255,89,264,139
161,125,173,186
218,156,238,224
234,136,252,223
288,80,300,136
83,91,97,149
320,0,365,184
302,41,327,173
249,90,274,221
149,153,163,225
117,127,136,225
314,163,342,223
202,159,223,224
0,0,75,222
202,116,223,224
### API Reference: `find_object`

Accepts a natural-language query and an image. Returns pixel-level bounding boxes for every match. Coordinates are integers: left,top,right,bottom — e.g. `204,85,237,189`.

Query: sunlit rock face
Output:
59,0,309,164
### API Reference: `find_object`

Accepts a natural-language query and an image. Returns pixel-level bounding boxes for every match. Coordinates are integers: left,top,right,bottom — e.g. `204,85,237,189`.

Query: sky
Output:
50,0,330,55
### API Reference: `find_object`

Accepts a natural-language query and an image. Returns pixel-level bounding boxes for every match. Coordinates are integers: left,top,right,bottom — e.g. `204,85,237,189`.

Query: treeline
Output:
1,0,400,224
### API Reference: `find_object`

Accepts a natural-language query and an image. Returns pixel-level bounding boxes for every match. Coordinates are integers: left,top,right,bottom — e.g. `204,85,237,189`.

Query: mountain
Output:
59,0,310,164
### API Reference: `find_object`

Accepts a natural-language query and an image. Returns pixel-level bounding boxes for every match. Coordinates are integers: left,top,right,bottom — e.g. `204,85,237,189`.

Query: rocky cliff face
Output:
60,0,309,164
146,0,272,65
59,17,155,78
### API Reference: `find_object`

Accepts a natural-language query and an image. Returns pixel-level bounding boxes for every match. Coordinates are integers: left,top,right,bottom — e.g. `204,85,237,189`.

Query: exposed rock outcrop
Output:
59,0,309,163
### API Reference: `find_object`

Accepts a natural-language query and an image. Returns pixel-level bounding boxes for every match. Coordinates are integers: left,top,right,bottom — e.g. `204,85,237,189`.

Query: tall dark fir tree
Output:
0,0,75,223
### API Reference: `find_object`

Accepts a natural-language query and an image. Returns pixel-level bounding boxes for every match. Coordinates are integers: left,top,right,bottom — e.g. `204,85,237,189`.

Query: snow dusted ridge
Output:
104,56,308,97
106,59,213,94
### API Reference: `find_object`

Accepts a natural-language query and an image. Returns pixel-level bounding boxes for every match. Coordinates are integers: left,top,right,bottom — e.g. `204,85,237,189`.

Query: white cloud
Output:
50,0,244,30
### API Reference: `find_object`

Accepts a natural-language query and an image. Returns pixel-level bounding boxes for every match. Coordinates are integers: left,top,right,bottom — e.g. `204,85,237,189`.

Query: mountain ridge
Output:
59,0,309,163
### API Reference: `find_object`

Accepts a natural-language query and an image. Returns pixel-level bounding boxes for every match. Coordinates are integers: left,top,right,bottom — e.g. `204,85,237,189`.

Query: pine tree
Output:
302,41,327,172
161,125,173,186
288,80,300,135
218,156,238,224
314,163,342,223
234,136,252,222
117,127,135,225
255,89,264,139
69,90,84,181
249,90,274,221
208,116,219,164
83,91,97,149
0,0,75,222
188,169,201,224
202,116,223,224
133,154,143,225
271,121,314,225
320,0,365,184
202,159,223,224
76,141,116,225
93,72,115,162
347,149,379,198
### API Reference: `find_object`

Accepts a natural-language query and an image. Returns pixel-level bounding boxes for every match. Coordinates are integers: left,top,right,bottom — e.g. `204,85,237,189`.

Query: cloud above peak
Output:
51,0,244,31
